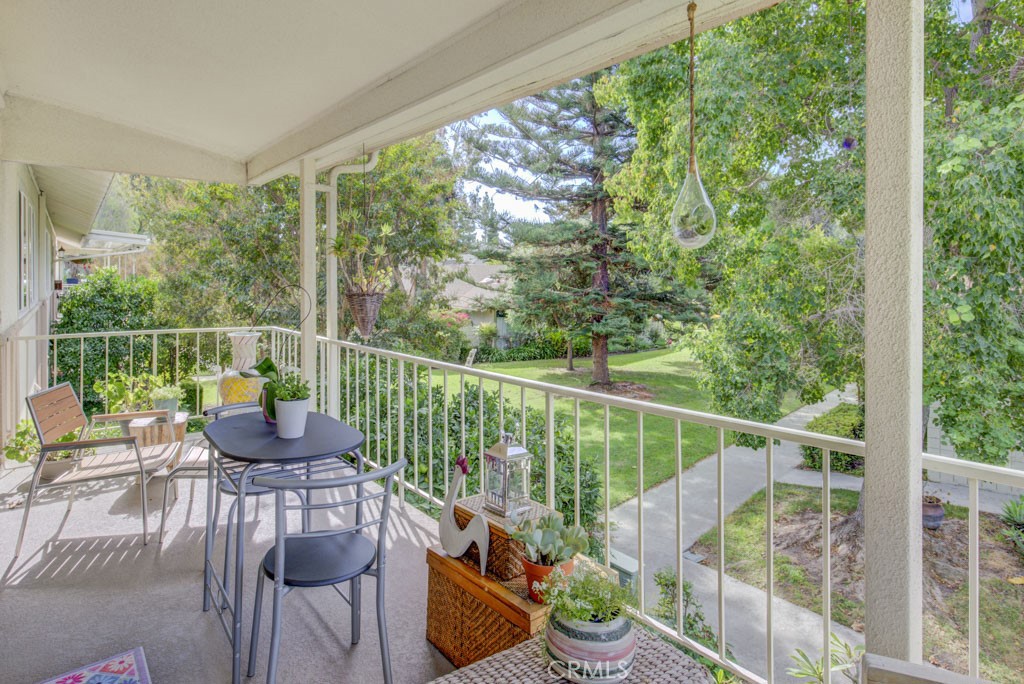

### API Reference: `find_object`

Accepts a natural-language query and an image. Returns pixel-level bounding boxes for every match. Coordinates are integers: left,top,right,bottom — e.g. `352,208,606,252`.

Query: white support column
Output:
863,0,924,663
299,156,318,389
325,175,340,419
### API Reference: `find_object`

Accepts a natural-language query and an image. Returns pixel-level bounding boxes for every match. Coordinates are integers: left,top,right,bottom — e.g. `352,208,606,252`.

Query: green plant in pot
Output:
94,371,162,434
150,383,185,414
3,419,91,481
506,511,589,603
272,373,311,439
538,565,637,683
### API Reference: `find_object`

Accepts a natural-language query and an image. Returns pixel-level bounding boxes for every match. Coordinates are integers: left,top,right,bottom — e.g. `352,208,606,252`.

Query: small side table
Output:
129,412,189,493
128,411,189,465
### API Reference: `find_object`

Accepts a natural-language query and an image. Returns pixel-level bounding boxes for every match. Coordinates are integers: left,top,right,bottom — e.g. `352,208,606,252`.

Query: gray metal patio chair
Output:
158,401,260,543
246,458,407,684
15,382,180,558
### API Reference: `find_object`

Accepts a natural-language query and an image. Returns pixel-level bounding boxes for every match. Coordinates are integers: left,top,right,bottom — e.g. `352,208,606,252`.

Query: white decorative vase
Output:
275,398,309,439
219,332,263,405
544,613,636,683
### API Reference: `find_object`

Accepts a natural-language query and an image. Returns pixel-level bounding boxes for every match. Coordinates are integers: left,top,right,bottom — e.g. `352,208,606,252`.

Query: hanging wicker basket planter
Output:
345,291,385,339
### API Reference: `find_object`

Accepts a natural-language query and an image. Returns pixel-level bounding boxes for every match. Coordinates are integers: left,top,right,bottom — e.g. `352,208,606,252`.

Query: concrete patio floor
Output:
0,460,454,683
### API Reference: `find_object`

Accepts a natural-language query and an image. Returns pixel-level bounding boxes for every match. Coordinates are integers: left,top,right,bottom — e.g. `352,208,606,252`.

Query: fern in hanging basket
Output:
333,222,393,338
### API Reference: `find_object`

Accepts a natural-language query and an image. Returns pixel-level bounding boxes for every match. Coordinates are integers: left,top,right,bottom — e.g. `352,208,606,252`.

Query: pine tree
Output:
465,71,637,384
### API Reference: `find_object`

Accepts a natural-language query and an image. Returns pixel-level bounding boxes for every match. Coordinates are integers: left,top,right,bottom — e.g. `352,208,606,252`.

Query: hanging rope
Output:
688,2,698,173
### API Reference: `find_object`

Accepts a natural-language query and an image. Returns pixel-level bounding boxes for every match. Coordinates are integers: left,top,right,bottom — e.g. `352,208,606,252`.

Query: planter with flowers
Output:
333,222,393,340
537,565,637,683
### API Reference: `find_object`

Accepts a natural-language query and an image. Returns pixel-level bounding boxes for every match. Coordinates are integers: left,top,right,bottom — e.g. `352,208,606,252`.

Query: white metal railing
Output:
6,324,1023,683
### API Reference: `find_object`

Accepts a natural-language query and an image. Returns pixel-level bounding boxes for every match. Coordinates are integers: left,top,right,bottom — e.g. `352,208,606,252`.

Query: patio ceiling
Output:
0,0,776,185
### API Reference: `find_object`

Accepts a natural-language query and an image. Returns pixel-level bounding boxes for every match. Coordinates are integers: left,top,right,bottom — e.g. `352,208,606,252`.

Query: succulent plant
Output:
506,511,589,566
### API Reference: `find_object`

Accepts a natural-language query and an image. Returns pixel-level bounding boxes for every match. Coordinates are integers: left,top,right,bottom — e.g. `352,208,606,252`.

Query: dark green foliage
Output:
1001,496,1024,558
652,567,732,678
346,360,601,532
476,333,591,364
801,403,864,473
53,268,163,413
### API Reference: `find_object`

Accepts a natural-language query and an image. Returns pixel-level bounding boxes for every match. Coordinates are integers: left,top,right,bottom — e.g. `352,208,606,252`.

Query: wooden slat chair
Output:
15,382,181,558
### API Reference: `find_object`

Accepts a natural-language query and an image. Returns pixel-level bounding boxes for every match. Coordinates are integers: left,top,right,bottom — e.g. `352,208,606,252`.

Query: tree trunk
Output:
566,337,575,371
590,186,611,385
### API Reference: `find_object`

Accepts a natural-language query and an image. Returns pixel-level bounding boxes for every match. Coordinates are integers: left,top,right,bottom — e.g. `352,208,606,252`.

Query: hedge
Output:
800,402,864,473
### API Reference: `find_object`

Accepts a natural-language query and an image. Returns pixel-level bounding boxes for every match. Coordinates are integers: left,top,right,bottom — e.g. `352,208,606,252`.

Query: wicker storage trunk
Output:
453,495,551,581
426,546,548,667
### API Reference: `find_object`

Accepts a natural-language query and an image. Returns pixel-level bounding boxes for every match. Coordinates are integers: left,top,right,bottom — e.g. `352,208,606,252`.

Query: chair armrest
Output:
204,402,260,418
40,436,138,452
92,410,173,423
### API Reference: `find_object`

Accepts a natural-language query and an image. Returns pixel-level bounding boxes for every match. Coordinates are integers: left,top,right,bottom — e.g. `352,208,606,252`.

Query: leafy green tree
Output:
603,0,1024,464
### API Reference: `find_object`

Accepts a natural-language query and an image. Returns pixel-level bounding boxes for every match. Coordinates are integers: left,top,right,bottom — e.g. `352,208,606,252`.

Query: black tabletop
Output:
203,411,365,464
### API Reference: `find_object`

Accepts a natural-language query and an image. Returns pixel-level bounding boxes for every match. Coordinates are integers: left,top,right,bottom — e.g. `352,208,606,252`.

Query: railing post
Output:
298,156,318,389
545,391,555,508
864,0,924,662
398,359,406,508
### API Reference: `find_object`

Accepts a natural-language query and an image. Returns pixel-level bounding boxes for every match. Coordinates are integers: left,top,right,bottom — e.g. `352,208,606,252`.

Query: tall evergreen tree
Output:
465,71,644,384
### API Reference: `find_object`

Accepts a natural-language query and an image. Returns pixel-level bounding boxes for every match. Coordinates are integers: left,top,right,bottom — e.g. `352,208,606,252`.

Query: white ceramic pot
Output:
275,398,309,439
544,613,636,683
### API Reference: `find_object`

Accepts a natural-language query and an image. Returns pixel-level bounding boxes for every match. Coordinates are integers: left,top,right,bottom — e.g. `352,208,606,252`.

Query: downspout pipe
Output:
322,149,380,418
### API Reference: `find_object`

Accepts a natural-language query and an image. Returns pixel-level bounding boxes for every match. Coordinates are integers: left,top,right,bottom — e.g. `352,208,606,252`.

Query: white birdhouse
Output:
484,433,532,518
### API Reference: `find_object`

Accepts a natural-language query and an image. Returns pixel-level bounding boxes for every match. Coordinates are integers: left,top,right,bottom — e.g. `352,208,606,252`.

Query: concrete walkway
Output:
609,386,1018,682
609,387,860,683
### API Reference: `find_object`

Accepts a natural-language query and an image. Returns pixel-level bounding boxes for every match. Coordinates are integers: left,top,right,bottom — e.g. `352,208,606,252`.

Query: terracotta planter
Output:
544,613,636,683
521,557,574,603
923,496,945,530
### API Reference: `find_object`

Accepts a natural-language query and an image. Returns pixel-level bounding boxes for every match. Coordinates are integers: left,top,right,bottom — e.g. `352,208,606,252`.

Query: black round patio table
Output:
201,411,365,684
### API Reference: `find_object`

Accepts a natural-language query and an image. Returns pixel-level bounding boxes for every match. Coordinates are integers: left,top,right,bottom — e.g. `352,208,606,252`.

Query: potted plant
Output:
506,511,589,602
538,565,637,683
242,357,281,423
272,373,311,439
332,222,394,339
94,371,162,433
150,383,185,414
3,419,90,482
923,494,945,530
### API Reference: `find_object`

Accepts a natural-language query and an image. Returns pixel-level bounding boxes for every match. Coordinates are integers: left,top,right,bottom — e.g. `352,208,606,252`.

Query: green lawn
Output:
476,348,803,507
691,484,1024,682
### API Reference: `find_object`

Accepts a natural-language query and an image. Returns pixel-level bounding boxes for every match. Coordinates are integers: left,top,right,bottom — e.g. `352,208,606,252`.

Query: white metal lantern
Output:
483,433,532,518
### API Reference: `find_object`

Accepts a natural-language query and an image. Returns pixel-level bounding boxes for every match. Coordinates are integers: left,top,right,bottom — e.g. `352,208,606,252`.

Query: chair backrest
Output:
252,458,407,571
26,383,87,445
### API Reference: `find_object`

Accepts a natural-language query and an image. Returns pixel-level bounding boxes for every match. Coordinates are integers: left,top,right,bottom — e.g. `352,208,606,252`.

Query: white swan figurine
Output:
439,455,489,576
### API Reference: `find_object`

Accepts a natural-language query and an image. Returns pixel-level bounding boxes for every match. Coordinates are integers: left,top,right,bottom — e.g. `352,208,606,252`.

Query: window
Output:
19,191,36,311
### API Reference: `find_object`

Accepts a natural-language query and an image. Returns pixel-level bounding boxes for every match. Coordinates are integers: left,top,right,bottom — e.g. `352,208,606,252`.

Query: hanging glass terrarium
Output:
670,2,717,249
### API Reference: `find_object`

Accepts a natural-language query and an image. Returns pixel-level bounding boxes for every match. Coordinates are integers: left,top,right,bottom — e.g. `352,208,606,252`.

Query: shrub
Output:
478,323,498,348
800,403,864,473
652,567,732,679
352,363,602,534
1001,496,1024,558
476,332,591,364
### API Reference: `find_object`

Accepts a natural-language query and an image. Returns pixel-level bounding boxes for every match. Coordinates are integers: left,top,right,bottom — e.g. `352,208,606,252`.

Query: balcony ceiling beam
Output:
0,95,246,184
245,0,777,185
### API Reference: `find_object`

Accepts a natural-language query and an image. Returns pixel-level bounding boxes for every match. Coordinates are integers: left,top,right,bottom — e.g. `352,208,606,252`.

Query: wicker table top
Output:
427,627,714,684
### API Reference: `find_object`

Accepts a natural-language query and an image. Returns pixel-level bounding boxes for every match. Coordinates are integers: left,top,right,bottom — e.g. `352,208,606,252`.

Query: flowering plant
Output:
536,565,634,623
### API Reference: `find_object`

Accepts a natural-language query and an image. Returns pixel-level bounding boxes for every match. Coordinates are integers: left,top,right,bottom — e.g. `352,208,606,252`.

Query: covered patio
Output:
0,0,996,682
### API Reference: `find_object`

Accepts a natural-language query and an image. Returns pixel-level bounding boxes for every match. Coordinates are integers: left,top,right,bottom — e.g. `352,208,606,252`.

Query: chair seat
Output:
49,442,180,485
261,533,377,588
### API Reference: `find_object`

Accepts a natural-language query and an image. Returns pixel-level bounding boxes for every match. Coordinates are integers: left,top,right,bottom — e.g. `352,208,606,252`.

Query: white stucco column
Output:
325,175,341,419
298,156,318,389
863,0,924,663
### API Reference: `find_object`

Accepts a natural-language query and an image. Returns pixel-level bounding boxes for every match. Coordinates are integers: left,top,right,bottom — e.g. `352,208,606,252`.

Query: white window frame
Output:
19,191,37,311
